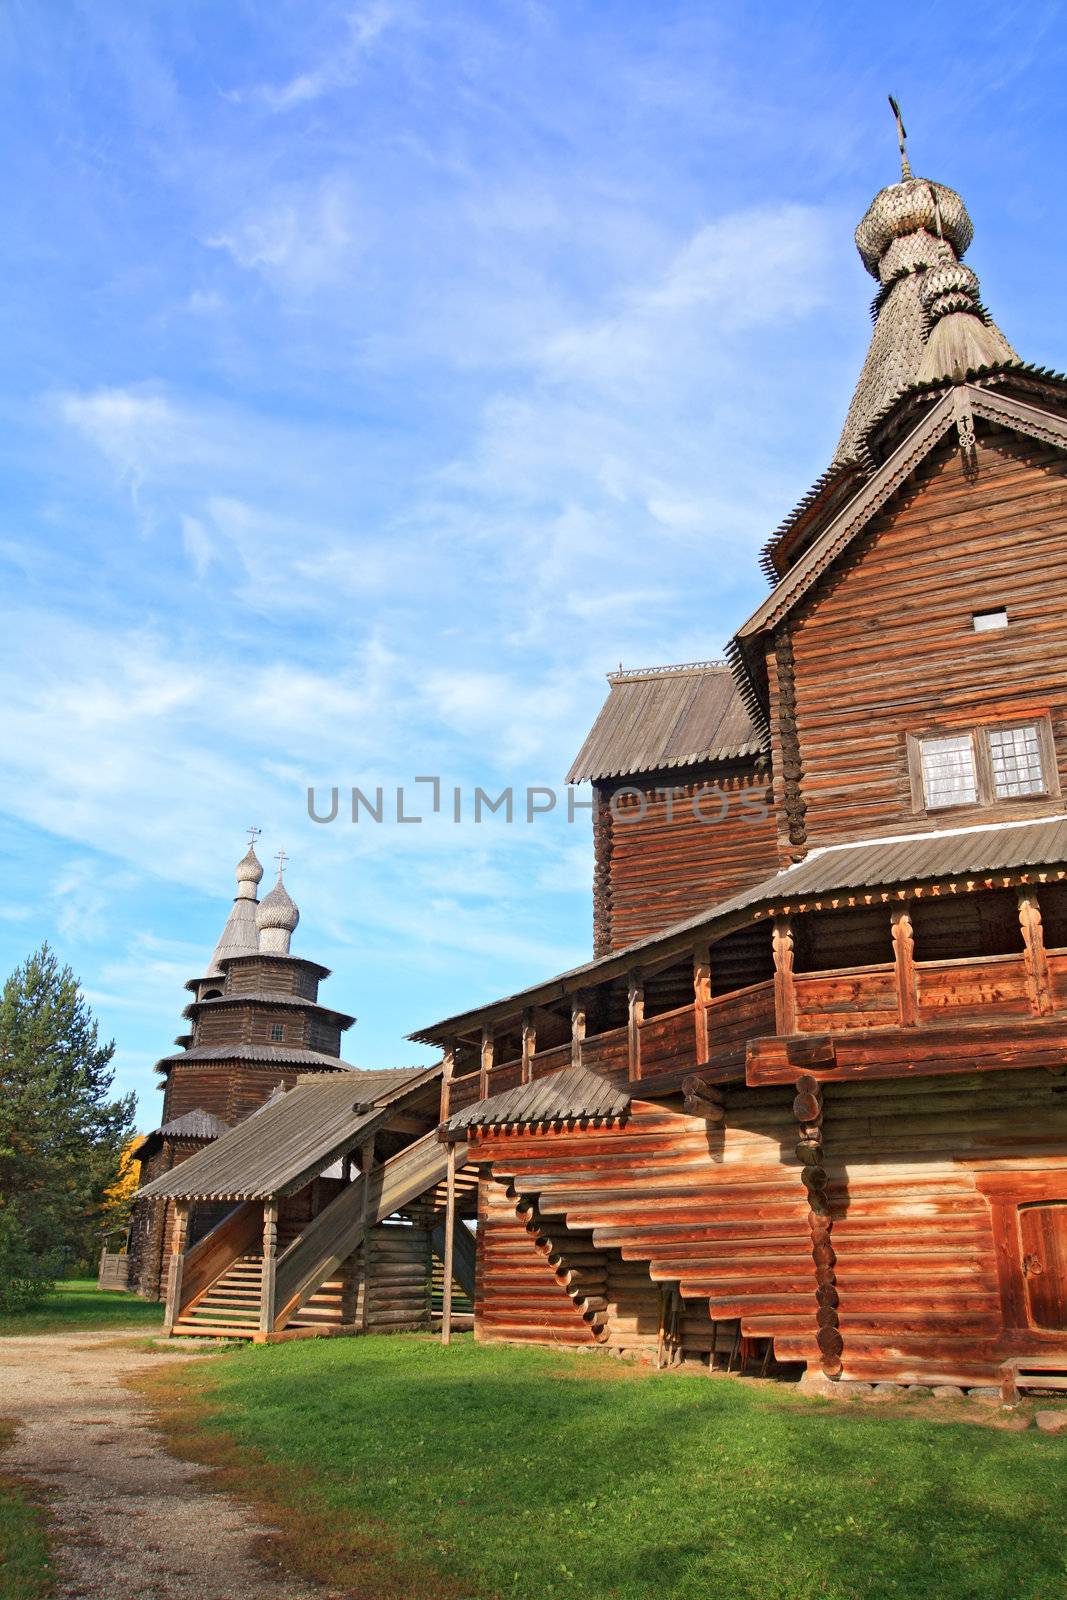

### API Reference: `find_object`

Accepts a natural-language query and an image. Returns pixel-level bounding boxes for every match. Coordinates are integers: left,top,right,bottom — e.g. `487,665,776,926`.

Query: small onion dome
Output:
256,877,300,936
854,176,972,283
236,845,264,886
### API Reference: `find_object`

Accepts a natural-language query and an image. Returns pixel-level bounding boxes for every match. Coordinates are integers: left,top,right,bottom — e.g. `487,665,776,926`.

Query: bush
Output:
0,1211,56,1312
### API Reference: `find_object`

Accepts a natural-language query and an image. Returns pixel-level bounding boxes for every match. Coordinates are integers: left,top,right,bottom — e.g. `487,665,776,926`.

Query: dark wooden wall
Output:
593,760,777,951
769,429,1067,852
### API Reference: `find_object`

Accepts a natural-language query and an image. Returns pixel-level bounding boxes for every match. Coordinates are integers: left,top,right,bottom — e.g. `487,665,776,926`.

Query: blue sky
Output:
1,1,1065,1127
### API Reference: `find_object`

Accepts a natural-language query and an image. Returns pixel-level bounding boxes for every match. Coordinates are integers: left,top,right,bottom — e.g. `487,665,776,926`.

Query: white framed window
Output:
910,716,1056,813
987,724,1047,798
919,733,978,810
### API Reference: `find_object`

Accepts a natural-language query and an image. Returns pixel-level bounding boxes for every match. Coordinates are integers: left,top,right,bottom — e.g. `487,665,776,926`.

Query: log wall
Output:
773,430,1067,849
593,761,778,950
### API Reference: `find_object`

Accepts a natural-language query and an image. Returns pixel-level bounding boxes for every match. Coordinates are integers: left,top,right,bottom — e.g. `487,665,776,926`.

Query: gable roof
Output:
728,382,1067,731
446,1064,631,1134
137,1067,439,1201
566,662,763,784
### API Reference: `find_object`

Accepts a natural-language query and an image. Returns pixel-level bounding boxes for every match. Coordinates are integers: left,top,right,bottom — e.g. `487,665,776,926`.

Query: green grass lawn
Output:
0,1423,53,1600
0,1280,163,1338
141,1334,1067,1600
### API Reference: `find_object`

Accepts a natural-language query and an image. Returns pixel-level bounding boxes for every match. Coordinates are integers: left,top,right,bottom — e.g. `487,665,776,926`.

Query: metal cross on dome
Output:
888,94,911,179
247,825,262,847
274,848,289,879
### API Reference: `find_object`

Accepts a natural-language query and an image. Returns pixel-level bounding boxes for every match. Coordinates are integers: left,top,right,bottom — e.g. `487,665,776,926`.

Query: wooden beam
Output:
627,971,644,1082
259,1200,279,1336
479,1028,494,1098
163,1200,189,1334
441,1142,457,1347
1018,889,1053,1016
571,993,587,1069
520,1009,536,1085
792,1076,842,1380
891,904,919,1027
747,1016,1067,1085
772,916,796,1035
359,1137,376,1334
693,943,711,1066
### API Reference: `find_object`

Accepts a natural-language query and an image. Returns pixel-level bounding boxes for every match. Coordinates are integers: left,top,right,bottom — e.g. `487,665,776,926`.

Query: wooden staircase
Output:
172,1252,352,1339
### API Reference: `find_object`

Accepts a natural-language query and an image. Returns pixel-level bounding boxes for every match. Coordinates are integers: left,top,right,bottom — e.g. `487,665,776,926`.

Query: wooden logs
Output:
793,1074,842,1379
681,1074,727,1123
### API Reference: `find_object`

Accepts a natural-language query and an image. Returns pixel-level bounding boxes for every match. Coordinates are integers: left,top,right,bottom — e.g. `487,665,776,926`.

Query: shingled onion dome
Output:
256,872,300,955
203,843,264,979
234,844,264,899
833,156,1017,466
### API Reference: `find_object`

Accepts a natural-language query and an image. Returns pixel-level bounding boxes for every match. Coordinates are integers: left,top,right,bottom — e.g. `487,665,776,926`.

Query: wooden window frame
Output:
908,714,1058,817
269,1021,285,1043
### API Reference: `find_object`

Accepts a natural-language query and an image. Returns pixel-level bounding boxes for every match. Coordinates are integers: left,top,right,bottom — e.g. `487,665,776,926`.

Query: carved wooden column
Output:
259,1200,279,1336
521,1009,536,1085
891,904,919,1027
479,1028,494,1097
440,1040,455,1123
1018,889,1053,1016
571,993,587,1069
772,916,797,1035
793,1075,842,1378
441,1142,457,1347
627,971,644,1082
163,1200,190,1334
693,943,711,1066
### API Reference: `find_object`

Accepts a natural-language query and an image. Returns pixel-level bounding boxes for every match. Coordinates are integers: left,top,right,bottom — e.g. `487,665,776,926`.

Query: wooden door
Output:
1019,1202,1067,1330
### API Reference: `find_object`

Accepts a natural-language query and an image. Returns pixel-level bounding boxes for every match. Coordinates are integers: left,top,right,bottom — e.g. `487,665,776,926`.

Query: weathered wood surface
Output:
768,432,1067,850
272,1131,465,1330
176,1200,261,1318
593,762,778,952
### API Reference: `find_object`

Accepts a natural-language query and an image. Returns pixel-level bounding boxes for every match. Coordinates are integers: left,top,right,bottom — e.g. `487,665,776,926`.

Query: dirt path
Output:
0,1331,334,1600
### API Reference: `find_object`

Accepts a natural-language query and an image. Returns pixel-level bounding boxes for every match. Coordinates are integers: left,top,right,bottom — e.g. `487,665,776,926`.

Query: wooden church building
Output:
141,129,1067,1391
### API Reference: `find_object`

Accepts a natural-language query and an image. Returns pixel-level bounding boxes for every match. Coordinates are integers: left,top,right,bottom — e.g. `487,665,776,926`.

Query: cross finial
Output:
247,824,261,848
888,94,911,179
274,848,288,879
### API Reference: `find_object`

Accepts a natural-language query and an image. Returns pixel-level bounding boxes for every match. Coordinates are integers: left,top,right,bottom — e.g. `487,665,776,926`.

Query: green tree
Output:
0,944,135,1308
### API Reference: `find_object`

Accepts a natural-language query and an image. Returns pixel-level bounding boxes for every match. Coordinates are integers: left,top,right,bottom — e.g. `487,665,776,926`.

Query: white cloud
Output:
205,177,364,293
230,2,406,114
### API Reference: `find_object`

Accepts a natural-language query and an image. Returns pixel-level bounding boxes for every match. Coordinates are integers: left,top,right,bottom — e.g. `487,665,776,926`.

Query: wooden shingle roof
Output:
446,1065,631,1134
137,1067,439,1201
567,662,763,784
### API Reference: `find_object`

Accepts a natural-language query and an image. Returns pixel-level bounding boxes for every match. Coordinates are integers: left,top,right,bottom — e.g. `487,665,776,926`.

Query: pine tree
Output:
0,944,135,1307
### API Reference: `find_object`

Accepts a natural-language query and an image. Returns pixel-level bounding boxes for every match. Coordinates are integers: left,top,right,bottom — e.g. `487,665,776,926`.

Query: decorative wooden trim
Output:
772,628,807,851
520,1009,535,1085
772,916,797,1034
693,944,711,1066
793,1076,842,1378
480,1028,494,1098
259,1200,278,1335
571,994,587,1069
891,905,919,1027
440,1041,455,1124
1018,889,1054,1016
592,787,614,958
627,971,644,1082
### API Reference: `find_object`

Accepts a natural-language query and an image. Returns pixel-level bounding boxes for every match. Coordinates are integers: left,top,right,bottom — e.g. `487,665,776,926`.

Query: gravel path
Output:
0,1331,333,1600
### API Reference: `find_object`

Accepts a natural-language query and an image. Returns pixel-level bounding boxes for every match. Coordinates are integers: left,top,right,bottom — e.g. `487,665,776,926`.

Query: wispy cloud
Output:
229,2,408,113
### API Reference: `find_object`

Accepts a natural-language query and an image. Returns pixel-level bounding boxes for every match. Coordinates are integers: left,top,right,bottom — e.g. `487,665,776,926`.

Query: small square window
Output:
269,1022,284,1042
973,608,1008,632
987,724,1046,798
920,733,978,809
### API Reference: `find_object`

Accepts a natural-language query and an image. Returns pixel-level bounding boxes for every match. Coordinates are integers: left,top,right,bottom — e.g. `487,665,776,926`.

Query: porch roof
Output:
410,813,1067,1044
136,1067,439,1202
446,1064,631,1135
